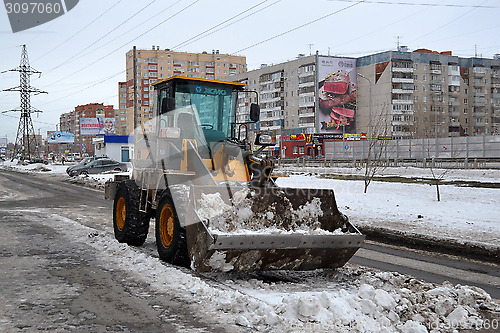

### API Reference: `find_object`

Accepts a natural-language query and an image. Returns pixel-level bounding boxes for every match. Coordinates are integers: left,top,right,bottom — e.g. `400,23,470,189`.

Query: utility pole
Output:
2,44,47,160
133,45,138,131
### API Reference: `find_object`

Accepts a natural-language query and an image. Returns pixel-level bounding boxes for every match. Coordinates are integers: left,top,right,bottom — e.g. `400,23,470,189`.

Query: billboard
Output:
47,131,74,144
317,56,356,134
80,117,116,136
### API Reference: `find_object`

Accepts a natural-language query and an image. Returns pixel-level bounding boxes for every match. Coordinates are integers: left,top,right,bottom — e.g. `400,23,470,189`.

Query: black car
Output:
66,155,108,175
28,158,48,165
68,158,127,177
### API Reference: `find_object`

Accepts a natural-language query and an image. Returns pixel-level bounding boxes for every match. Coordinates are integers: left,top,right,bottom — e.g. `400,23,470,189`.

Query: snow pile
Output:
196,188,328,235
19,209,497,333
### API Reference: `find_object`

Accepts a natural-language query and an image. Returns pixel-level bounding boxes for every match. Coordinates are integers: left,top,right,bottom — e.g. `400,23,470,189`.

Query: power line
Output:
39,70,125,106
45,0,160,74
409,0,490,44
232,0,365,54
173,0,269,50
329,0,447,50
328,0,499,8
33,0,125,62
173,0,281,51
42,0,200,89
34,1,277,108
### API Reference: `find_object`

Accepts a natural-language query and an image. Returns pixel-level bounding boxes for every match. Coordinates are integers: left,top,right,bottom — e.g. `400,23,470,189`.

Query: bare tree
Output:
424,138,459,202
363,104,392,193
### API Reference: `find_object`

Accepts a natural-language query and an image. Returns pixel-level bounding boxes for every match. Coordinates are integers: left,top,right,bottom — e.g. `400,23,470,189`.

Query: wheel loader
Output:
105,76,364,272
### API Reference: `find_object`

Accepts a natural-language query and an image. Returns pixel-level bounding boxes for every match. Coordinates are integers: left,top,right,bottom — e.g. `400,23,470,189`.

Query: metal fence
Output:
325,135,500,160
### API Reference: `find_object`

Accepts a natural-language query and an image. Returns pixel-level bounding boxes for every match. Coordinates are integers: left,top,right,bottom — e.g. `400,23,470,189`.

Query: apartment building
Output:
231,54,357,158
117,82,129,135
121,46,247,134
357,48,500,139
60,103,115,155
233,54,348,132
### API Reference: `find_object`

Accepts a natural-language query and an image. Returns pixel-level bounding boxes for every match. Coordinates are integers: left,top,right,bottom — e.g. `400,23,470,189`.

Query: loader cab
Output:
154,76,246,149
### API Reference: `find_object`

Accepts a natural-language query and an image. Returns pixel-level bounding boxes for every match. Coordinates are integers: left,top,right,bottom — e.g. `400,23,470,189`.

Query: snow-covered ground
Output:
276,165,500,183
277,175,500,252
2,160,499,332
36,211,500,332
2,160,499,252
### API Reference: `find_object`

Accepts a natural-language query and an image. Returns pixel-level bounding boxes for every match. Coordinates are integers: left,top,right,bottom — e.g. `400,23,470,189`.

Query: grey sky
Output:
0,0,498,140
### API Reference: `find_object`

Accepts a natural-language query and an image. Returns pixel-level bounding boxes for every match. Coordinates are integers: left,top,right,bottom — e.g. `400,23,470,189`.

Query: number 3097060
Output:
5,2,62,14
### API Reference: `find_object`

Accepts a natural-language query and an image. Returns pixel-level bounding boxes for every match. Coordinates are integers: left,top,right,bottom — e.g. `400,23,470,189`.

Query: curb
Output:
359,226,499,265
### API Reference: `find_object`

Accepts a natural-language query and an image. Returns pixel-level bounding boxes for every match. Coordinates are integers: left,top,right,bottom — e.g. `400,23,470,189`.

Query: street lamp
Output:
357,73,372,138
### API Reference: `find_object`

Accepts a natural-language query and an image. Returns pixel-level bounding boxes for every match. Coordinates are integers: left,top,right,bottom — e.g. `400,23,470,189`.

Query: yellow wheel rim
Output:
116,196,126,231
159,203,175,248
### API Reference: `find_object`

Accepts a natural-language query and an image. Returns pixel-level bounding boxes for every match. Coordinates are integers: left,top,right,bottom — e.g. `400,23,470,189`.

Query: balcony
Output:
392,131,413,138
299,101,315,108
392,120,413,126
472,67,486,75
298,111,315,118
392,77,414,84
473,112,486,117
392,99,413,105
473,98,487,106
430,69,442,75
492,83,500,88
298,123,315,128
392,67,414,73
448,111,460,117
298,81,315,88
448,100,460,106
391,88,413,94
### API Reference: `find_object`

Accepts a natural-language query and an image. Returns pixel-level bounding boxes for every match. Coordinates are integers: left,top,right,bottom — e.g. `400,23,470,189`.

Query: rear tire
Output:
81,171,88,176
155,191,189,267
113,180,150,246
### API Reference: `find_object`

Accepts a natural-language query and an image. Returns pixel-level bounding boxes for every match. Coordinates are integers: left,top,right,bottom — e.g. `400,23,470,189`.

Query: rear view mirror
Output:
255,133,274,146
250,103,260,122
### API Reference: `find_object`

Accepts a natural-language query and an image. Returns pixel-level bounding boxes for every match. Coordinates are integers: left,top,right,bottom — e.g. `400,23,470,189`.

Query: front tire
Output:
155,191,189,266
113,180,150,246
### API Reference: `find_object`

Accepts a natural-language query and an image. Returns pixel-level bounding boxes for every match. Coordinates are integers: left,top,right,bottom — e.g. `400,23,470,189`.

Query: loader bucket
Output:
184,185,365,272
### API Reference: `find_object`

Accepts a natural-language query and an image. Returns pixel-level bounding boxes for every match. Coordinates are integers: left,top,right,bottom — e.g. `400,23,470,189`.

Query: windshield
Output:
174,81,237,141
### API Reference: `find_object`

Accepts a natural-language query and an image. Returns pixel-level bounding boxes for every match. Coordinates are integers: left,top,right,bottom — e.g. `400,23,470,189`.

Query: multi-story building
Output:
232,55,322,137
121,46,247,134
117,82,128,135
357,48,500,139
60,103,115,155
231,54,358,158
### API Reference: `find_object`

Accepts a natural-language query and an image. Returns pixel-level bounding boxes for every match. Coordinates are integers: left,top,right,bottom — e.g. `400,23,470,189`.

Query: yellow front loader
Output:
105,76,364,271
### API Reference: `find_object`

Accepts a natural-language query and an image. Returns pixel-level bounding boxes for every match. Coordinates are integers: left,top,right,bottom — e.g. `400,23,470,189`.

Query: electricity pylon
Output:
2,44,47,160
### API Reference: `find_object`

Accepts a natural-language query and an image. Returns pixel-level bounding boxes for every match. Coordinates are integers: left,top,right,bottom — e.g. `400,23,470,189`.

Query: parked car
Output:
66,155,108,175
68,158,126,177
28,158,48,165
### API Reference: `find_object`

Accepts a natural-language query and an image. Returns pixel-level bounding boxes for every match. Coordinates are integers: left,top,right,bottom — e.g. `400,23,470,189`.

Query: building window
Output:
299,146,305,154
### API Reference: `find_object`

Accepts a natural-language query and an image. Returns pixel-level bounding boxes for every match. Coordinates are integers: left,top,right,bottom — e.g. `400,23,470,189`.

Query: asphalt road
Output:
0,169,498,331
0,169,235,332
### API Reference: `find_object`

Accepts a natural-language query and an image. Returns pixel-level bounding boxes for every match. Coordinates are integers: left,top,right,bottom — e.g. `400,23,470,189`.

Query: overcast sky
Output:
0,0,499,140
